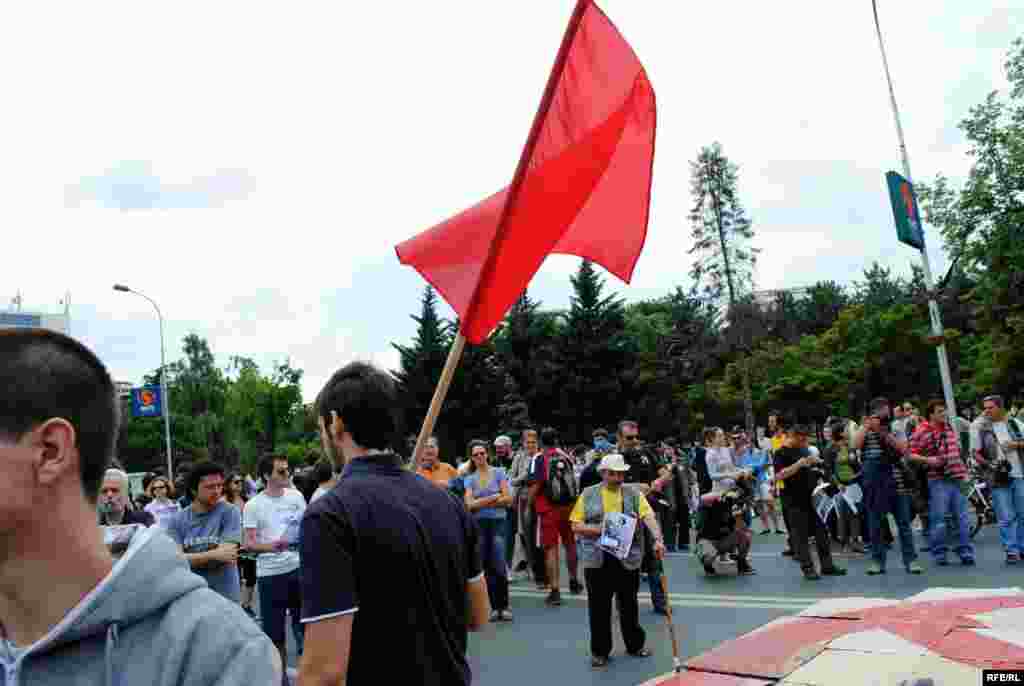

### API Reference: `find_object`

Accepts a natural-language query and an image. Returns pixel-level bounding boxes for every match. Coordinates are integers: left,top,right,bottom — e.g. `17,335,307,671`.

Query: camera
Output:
994,459,1013,487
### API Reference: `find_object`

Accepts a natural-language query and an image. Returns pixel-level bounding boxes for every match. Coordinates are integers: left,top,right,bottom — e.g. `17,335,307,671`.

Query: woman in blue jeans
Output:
464,439,514,621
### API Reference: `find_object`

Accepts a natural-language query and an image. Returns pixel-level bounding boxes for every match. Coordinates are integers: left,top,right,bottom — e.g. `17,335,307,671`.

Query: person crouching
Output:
569,454,667,670
695,475,757,576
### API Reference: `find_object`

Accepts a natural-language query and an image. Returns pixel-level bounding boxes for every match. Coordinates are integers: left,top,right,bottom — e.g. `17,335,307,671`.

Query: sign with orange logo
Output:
130,385,162,418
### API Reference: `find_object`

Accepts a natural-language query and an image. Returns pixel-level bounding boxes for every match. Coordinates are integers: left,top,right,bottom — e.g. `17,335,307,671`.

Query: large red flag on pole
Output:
396,0,656,458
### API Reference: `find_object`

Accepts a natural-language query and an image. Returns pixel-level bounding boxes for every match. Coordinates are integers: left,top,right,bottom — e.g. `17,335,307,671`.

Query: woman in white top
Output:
705,427,746,495
143,475,181,528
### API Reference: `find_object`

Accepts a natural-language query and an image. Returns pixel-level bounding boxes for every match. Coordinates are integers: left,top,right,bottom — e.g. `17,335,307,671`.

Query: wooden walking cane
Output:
659,569,683,674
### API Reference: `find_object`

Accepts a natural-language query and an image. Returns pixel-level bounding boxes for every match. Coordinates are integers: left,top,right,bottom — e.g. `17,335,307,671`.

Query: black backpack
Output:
543,450,579,506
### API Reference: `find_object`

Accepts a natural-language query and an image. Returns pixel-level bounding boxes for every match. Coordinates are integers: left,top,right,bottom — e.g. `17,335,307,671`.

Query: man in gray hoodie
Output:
0,328,281,686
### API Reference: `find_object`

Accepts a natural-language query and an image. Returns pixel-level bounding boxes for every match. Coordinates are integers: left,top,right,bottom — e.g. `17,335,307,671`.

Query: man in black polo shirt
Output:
298,362,491,686
773,424,846,581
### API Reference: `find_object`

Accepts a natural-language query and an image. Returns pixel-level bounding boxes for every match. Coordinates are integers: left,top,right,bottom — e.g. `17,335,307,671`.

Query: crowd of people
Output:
3,327,1023,685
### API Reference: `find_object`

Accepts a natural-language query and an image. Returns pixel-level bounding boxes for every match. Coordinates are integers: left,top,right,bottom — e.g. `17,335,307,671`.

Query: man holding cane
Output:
571,453,666,670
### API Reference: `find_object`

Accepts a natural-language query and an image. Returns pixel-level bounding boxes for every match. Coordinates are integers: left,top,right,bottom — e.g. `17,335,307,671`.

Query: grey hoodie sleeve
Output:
209,636,282,686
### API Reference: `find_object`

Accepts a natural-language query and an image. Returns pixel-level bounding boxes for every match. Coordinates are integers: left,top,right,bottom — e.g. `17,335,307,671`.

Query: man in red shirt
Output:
528,427,582,606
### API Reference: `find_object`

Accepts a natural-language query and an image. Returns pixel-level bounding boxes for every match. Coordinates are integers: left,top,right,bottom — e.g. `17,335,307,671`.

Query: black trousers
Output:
584,555,645,659
785,499,835,572
676,497,691,547
659,506,677,550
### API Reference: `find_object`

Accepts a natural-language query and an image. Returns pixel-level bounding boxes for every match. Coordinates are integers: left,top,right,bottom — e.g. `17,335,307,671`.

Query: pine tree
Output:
688,143,758,433
557,260,629,442
443,317,504,456
392,286,452,458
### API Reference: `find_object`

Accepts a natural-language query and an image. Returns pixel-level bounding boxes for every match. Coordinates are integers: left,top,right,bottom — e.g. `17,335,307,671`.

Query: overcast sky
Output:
3,1,1021,401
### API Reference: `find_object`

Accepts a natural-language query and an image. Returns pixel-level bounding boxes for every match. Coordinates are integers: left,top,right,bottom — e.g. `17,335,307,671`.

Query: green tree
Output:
918,37,1024,398
392,286,452,459
555,260,630,442
443,318,505,457
688,142,759,433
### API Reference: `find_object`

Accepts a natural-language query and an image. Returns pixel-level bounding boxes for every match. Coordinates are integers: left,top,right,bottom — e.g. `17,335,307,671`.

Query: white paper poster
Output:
598,512,638,560
842,483,863,514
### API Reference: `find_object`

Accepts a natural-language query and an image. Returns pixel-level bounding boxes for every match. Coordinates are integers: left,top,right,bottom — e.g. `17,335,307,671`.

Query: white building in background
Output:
1,293,71,335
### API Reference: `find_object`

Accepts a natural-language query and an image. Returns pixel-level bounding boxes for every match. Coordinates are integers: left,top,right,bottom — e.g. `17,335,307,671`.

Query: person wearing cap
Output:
570,454,667,670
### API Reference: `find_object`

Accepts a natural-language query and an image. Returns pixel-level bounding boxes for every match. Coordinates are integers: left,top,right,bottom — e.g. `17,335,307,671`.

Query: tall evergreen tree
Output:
556,260,630,442
688,142,758,433
443,317,505,457
392,286,451,458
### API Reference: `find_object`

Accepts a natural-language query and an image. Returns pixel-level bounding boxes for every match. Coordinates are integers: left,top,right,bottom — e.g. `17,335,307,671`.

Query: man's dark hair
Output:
314,460,334,485
592,428,609,440
925,398,946,419
540,426,559,448
869,397,891,416
790,423,811,437
258,453,289,482
186,461,226,497
0,329,119,504
317,362,399,451
829,421,847,442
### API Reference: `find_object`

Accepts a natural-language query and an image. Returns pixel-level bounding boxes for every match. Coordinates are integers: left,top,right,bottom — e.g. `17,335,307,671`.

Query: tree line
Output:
118,38,1023,471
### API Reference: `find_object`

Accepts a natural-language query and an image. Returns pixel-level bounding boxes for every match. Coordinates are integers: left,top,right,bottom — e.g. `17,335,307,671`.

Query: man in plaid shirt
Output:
908,398,975,566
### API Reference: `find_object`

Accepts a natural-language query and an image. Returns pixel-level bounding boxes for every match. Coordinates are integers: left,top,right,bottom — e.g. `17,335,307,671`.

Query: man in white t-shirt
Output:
974,395,1024,563
244,454,307,667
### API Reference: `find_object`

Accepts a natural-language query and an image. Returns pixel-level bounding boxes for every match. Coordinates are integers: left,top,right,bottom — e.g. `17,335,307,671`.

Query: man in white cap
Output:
569,454,667,670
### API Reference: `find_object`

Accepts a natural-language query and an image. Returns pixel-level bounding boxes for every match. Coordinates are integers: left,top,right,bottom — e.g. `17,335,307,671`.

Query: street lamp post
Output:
872,0,958,418
113,284,173,481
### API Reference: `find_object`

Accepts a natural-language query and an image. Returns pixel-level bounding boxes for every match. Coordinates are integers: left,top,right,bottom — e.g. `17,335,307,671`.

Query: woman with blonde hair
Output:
143,474,181,528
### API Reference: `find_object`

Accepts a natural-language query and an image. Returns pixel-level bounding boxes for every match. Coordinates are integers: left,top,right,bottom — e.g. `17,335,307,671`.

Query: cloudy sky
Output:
2,1,1020,401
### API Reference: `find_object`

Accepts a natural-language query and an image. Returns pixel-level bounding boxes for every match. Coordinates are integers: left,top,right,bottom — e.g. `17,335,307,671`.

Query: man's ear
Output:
35,418,79,489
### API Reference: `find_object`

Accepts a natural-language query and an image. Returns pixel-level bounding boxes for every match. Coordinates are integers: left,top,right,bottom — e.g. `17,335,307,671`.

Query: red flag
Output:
396,0,656,344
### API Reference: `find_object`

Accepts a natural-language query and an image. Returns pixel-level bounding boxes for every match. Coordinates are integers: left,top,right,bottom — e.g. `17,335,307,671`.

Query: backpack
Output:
543,449,579,506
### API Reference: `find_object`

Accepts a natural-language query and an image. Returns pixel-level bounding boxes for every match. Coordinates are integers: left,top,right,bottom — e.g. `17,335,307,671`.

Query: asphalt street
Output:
282,523,1018,685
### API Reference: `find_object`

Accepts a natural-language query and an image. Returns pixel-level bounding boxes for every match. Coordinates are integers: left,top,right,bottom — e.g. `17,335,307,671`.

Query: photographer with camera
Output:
974,395,1024,564
774,424,847,580
695,471,757,576
854,398,922,576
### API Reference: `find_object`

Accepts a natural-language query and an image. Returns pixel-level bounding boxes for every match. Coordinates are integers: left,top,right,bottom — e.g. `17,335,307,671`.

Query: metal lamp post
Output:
872,0,958,418
114,284,173,480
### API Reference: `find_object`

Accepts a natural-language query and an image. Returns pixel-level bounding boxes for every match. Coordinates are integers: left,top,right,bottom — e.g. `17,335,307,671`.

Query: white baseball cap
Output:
598,454,630,472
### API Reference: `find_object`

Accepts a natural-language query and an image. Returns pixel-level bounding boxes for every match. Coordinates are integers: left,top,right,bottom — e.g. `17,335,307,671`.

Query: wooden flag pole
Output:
408,0,591,463
411,332,466,465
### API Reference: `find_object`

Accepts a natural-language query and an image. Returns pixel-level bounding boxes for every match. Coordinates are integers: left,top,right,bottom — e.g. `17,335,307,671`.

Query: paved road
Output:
284,523,1015,685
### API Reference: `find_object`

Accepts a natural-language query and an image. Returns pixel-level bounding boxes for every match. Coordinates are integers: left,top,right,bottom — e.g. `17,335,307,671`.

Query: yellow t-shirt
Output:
569,485,652,523
771,434,785,491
